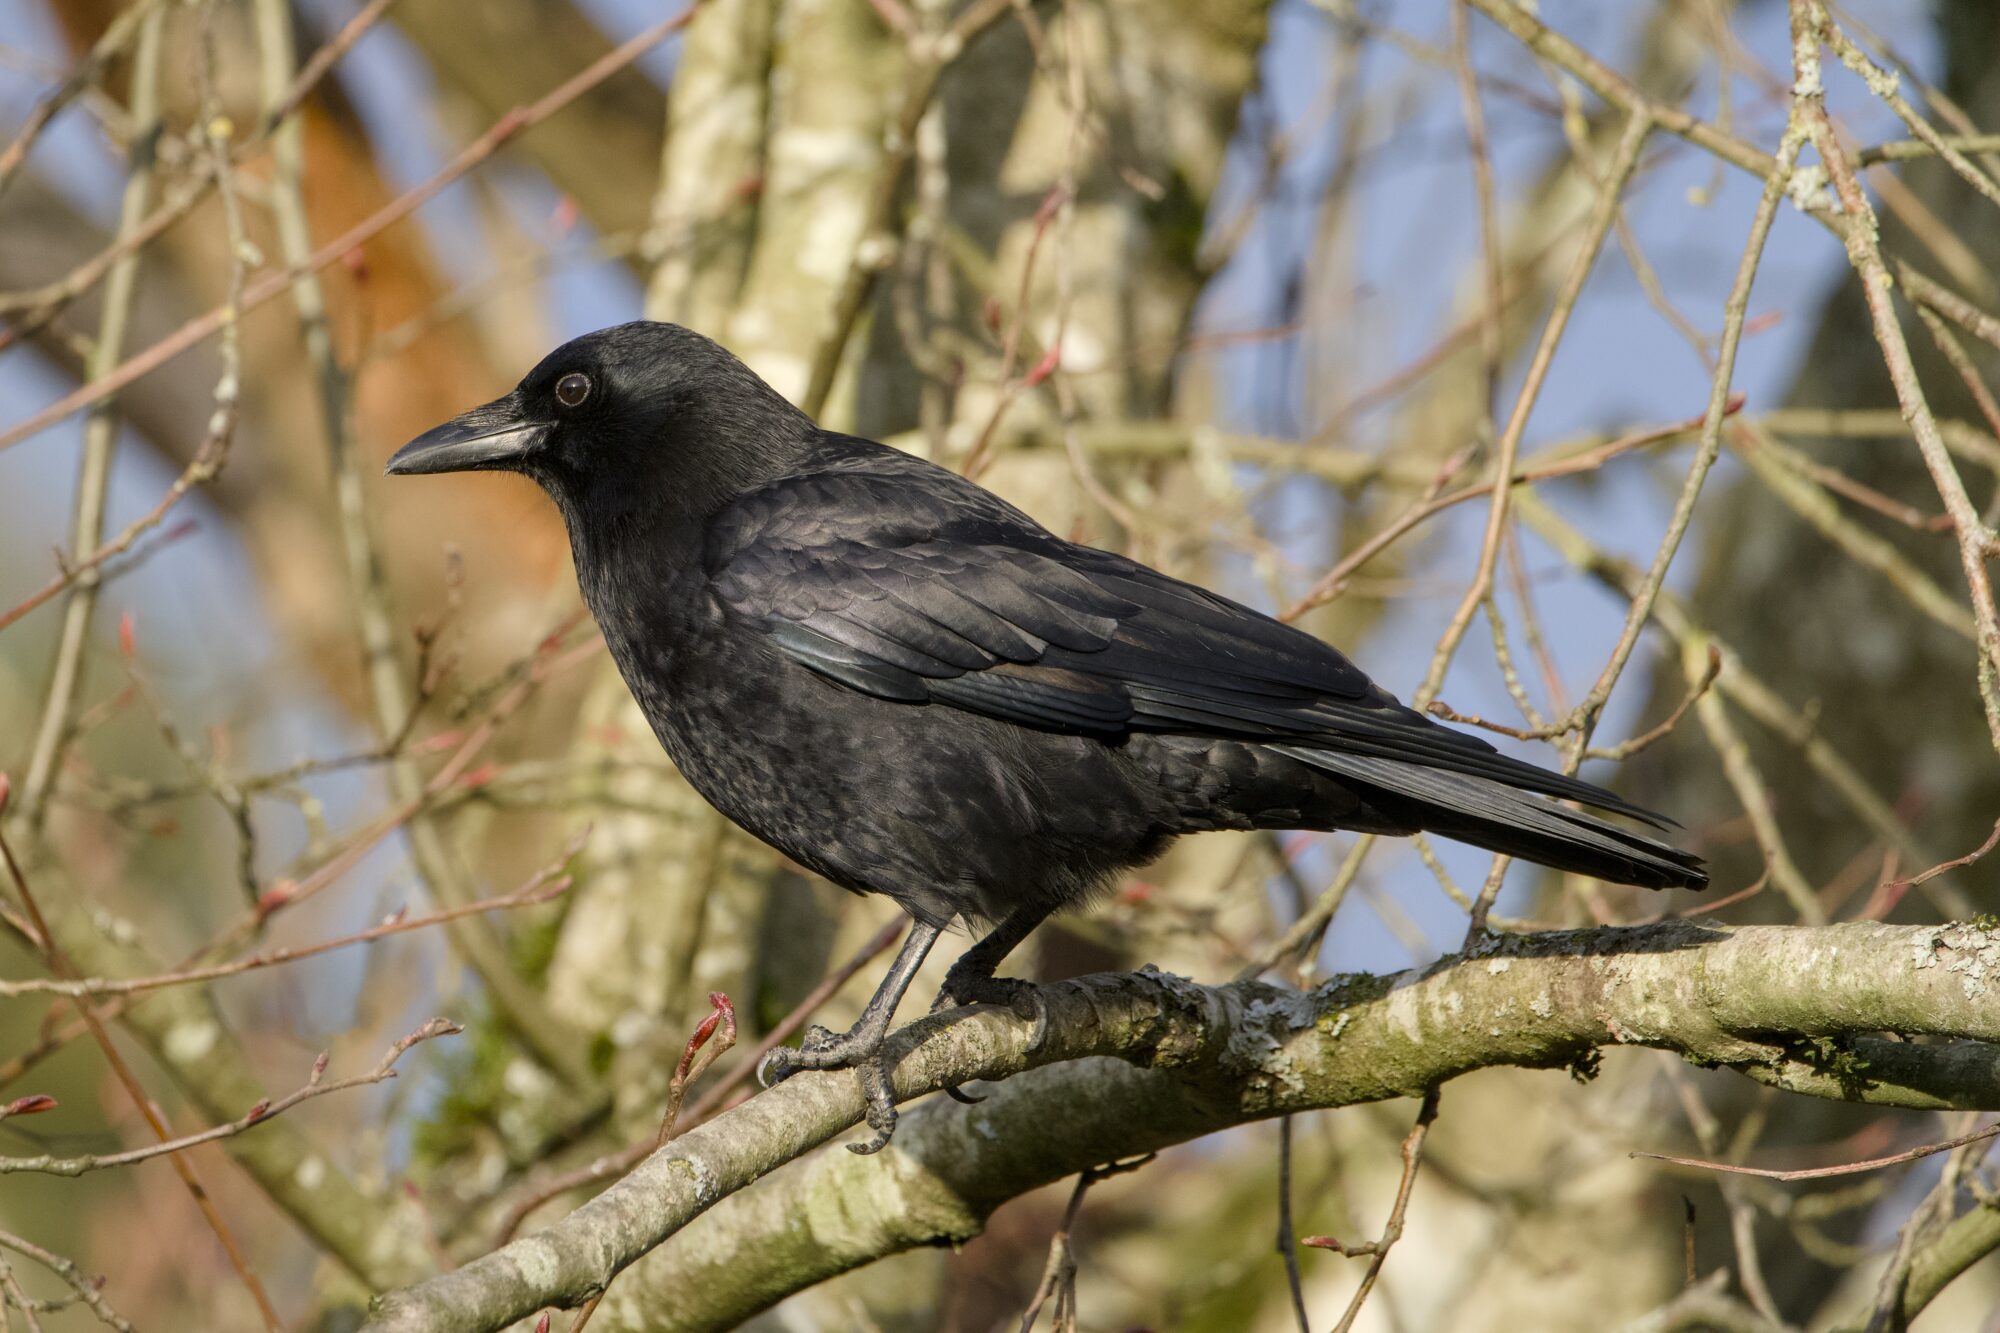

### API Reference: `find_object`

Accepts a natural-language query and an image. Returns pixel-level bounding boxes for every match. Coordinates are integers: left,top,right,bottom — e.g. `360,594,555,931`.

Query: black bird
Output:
388,321,1706,1152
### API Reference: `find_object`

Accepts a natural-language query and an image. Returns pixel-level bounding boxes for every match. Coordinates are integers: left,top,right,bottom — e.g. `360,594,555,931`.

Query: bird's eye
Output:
554,372,592,408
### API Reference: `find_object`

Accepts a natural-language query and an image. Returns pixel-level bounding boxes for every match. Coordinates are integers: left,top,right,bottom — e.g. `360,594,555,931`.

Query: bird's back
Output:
575,432,1701,921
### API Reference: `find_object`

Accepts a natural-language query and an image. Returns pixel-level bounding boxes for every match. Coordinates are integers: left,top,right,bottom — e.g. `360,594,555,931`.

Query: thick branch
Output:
364,920,2000,1332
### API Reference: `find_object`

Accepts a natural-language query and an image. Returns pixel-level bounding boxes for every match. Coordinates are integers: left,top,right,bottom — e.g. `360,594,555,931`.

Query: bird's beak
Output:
385,392,547,476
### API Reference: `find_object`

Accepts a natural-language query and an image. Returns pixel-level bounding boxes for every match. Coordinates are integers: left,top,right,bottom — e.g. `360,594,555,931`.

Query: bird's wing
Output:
706,462,1662,823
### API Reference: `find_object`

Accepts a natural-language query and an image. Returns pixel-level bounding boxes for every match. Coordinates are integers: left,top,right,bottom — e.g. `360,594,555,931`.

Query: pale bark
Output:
366,919,2000,1331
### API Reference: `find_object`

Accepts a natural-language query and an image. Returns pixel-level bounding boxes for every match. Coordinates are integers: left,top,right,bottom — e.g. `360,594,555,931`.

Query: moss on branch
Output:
363,920,2000,1333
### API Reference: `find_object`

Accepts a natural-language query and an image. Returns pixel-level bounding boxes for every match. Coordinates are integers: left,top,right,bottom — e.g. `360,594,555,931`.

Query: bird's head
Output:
386,321,812,518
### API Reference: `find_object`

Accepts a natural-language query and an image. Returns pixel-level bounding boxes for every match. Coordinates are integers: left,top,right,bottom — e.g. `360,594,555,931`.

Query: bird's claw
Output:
932,975,1049,1047
847,1057,899,1155
931,971,1038,1014
1017,985,1050,1051
760,1022,872,1088
929,975,1047,1104
757,1045,798,1088
758,1027,906,1153
798,1022,838,1054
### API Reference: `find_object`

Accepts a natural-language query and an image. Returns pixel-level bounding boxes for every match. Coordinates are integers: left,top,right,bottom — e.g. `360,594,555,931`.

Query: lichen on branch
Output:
363,919,2000,1333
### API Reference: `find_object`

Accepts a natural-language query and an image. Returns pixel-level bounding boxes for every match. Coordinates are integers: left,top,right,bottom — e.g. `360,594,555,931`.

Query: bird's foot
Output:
758,1021,871,1084
930,970,1040,1017
933,974,1050,1045
929,972,1049,1106
849,1057,899,1155
756,1025,905,1155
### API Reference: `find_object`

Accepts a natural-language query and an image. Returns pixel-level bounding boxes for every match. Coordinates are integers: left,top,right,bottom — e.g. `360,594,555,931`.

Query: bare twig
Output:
0,0,399,345
14,3,169,828
0,1019,461,1176
1636,1120,2000,1182
0,0,169,201
0,2,706,455
0,840,577,999
0,1231,134,1333
0,776,282,1329
1793,2,2000,755
1282,402,1730,621
1428,109,1651,705
1276,1116,1311,1333
490,917,905,1245
1017,1155,1152,1333
1871,816,2000,902
1304,1088,1441,1333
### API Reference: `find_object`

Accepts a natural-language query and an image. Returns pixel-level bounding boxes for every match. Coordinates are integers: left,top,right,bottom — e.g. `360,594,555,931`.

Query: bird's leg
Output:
929,905,1054,1106
759,917,943,1155
930,904,1050,1014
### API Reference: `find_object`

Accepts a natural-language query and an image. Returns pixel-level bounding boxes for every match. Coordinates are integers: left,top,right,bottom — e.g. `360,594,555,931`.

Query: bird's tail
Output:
1274,747,1708,891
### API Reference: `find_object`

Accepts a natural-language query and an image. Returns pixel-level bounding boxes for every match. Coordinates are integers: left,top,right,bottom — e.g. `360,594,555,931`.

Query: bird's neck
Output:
559,479,695,602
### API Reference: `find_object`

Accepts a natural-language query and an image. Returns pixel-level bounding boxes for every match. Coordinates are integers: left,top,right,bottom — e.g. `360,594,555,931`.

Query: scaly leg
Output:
759,916,943,1154
930,904,1051,1013
928,905,1053,1106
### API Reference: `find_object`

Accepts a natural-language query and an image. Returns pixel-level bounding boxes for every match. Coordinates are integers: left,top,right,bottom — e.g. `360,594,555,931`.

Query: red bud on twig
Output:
256,881,295,919
2,1094,58,1119
1021,343,1062,389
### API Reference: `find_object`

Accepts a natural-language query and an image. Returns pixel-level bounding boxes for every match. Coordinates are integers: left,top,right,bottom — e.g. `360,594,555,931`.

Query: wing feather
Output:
705,463,1663,826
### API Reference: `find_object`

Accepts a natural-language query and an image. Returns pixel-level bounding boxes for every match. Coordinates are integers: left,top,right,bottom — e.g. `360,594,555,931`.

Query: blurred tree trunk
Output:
485,1,1275,1325
546,0,1275,1079
39,0,572,696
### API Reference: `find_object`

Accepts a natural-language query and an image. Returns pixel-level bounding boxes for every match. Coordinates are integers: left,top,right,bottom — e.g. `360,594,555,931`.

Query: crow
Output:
388,321,1705,1152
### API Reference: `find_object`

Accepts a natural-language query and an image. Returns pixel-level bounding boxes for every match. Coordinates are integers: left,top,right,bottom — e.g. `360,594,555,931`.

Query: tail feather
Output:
1275,747,1708,891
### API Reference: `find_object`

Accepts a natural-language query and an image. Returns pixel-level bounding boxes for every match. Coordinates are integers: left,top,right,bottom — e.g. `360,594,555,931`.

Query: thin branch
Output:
1276,1116,1311,1333
1442,110,1653,707
1017,1156,1151,1333
1636,1120,2000,1183
1874,816,2000,900
0,841,577,999
1794,1,2000,754
14,3,169,828
0,2,706,455
1306,1088,1440,1333
0,0,400,343
0,777,283,1330
488,916,905,1245
0,0,170,201
0,1019,461,1176
1282,402,1730,621
0,1231,134,1333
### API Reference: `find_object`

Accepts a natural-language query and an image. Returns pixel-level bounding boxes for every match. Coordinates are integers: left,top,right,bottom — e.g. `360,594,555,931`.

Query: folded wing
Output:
705,464,1676,831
